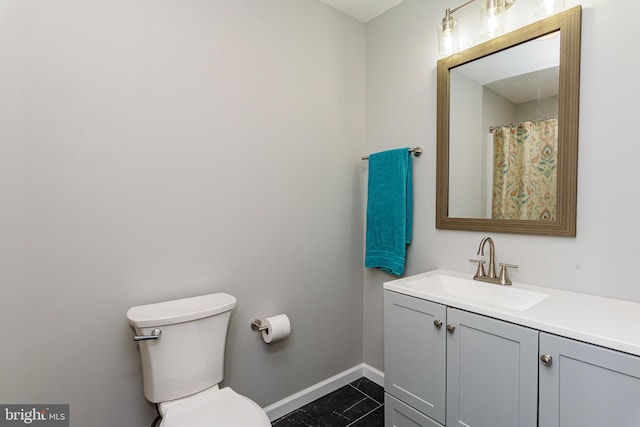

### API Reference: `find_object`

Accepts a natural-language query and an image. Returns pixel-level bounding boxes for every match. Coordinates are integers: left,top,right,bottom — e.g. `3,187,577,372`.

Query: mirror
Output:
436,6,581,236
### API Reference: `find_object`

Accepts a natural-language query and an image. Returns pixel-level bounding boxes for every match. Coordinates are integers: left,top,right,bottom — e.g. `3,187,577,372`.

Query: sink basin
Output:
406,274,549,311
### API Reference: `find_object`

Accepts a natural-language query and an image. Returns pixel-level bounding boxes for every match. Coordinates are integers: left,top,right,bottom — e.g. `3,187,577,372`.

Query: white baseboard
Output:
362,363,384,387
263,363,385,422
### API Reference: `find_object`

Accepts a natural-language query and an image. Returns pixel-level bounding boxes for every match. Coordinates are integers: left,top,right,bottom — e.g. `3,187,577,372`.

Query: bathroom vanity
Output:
383,270,640,427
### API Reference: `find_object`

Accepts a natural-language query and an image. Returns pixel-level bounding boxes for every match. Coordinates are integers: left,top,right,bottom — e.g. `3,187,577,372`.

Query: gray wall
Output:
364,0,640,371
0,1,365,425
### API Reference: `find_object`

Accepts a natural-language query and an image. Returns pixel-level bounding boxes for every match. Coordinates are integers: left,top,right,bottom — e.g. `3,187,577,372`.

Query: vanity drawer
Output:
385,393,444,427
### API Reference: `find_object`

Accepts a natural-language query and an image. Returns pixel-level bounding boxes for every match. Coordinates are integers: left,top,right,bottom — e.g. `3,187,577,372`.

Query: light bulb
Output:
438,13,459,56
443,32,453,52
535,0,565,16
481,0,505,39
486,13,498,34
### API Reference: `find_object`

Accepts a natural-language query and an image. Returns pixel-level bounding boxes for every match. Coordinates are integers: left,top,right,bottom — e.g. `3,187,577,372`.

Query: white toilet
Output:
126,293,271,426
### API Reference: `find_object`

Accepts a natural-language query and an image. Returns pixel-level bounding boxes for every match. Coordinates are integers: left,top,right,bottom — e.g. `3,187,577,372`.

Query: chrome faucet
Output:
478,236,497,279
469,236,518,286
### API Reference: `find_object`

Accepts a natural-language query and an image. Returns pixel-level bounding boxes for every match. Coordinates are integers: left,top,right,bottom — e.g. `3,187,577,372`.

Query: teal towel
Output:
365,148,413,276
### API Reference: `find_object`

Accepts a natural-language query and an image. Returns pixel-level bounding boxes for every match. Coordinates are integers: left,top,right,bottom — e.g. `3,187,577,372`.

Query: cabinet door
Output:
384,291,447,424
385,393,445,427
446,308,538,427
539,332,640,427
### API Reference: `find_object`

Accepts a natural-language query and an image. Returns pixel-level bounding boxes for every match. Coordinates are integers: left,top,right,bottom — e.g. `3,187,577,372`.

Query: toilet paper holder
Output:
251,314,291,344
250,319,269,332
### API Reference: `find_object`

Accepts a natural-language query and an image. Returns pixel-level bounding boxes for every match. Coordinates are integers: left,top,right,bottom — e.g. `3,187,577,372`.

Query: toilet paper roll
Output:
261,314,291,344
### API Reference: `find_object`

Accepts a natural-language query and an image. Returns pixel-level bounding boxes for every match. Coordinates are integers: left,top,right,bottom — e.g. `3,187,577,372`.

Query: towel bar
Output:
362,146,423,160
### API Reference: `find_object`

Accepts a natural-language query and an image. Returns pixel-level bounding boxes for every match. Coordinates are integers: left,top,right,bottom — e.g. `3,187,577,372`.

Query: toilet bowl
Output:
127,293,271,426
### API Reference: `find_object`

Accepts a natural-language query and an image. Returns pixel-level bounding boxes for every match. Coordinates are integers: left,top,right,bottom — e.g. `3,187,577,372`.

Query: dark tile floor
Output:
272,377,384,426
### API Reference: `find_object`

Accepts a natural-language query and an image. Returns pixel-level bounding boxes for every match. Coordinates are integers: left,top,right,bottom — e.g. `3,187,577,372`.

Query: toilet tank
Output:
126,293,237,403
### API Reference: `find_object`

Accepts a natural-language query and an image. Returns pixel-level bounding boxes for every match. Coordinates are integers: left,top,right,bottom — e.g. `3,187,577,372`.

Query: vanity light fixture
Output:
438,0,564,56
438,7,460,56
438,0,515,56
438,0,472,57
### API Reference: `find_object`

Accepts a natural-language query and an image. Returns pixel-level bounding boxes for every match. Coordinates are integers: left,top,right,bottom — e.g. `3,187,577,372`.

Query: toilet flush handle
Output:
133,328,162,341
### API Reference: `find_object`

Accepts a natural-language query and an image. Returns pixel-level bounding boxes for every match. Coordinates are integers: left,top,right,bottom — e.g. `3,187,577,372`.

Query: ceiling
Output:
453,32,561,104
317,0,406,22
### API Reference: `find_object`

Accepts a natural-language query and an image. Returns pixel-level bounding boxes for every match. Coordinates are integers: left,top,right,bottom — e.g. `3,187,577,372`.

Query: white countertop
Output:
384,269,640,357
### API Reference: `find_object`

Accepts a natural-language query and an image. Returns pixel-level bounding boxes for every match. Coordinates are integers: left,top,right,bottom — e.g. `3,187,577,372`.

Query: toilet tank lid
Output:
126,293,237,328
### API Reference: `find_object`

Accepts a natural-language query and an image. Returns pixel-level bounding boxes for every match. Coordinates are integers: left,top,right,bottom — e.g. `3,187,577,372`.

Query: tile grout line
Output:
345,403,383,427
345,383,384,426
348,383,384,406
342,396,369,414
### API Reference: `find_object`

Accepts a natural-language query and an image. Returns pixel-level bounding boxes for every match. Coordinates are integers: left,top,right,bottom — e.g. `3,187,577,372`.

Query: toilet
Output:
126,293,271,426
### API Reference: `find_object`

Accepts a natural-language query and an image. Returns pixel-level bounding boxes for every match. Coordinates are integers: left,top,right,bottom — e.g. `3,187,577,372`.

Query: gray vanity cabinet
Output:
538,332,640,427
384,291,446,425
384,291,538,427
446,307,538,427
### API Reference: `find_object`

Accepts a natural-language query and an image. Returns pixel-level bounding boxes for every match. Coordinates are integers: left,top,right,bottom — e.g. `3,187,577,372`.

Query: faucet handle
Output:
469,259,486,279
498,263,518,286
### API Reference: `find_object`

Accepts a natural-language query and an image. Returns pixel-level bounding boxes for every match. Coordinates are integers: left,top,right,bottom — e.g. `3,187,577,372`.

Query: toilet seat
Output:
159,386,271,427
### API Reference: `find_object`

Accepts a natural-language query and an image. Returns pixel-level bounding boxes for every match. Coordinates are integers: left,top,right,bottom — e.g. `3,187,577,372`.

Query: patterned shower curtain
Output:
492,118,558,221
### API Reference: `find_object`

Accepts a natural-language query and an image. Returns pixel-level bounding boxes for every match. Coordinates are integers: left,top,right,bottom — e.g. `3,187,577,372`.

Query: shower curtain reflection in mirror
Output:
491,118,558,221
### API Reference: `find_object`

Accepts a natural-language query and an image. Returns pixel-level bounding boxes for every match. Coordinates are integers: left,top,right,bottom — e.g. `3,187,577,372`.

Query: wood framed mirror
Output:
436,6,581,236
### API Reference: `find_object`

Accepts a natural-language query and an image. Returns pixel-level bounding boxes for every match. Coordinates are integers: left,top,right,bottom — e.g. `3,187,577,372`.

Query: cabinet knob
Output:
434,320,443,329
446,324,456,333
540,354,553,366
